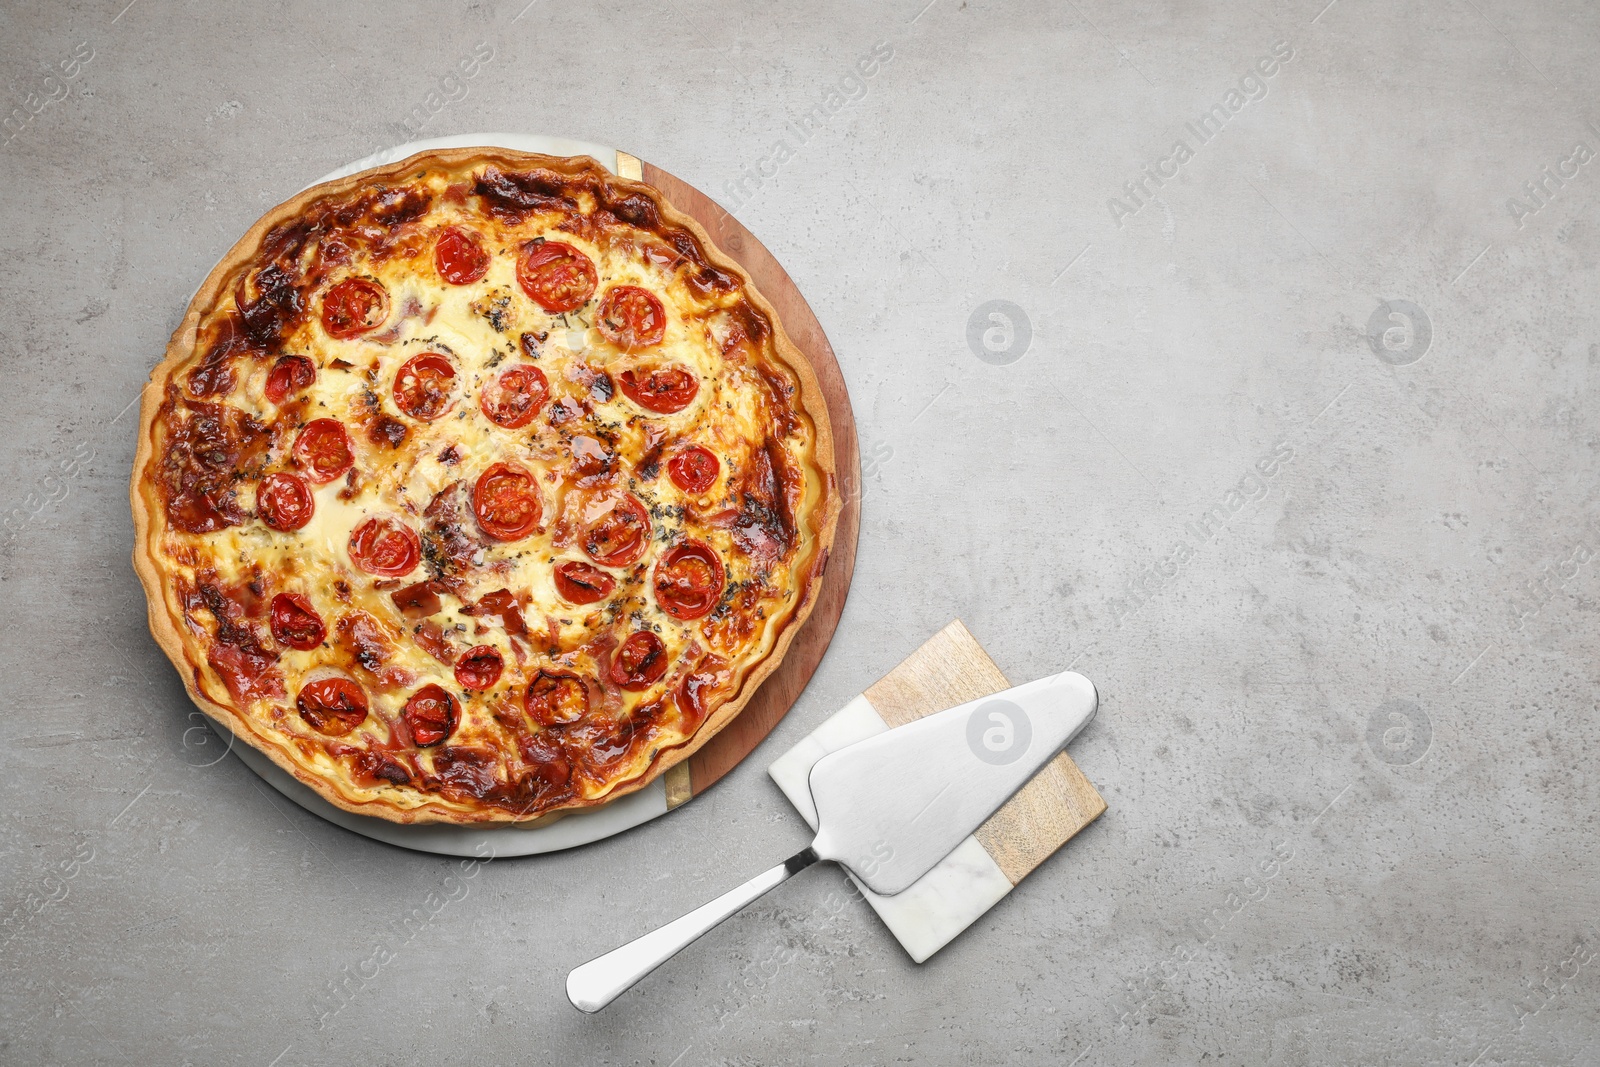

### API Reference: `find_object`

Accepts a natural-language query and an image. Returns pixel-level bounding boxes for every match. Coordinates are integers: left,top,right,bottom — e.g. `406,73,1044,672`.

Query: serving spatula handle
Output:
566,847,819,1012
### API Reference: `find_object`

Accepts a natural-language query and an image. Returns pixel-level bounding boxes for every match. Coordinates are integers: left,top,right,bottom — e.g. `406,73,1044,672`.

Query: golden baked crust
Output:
130,149,839,824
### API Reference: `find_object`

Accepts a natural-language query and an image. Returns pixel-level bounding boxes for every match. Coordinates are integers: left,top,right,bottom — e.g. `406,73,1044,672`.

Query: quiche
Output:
130,149,839,824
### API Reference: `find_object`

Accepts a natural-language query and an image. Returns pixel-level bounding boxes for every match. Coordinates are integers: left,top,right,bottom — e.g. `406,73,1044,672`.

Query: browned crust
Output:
130,148,841,825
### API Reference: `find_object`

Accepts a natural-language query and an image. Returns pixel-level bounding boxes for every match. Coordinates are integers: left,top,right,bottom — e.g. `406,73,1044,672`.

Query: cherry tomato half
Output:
553,560,617,605
264,354,315,404
581,492,651,567
454,645,504,691
516,241,596,313
525,669,589,725
652,540,725,621
270,593,326,651
291,419,353,484
256,472,314,531
480,364,549,429
597,285,665,349
393,352,457,421
320,278,389,339
348,516,420,577
618,364,698,414
610,631,668,691
472,463,542,542
434,226,490,285
403,684,460,747
667,446,719,494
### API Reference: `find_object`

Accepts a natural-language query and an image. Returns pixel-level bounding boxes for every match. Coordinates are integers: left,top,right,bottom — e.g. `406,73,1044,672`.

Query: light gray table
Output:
4,1,1598,1063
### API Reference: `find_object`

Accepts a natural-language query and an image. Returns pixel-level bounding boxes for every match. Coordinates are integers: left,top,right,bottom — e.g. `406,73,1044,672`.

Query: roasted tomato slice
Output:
652,540,725,621
256,472,314,532
553,560,617,605
580,492,650,567
348,516,420,577
597,285,666,349
667,445,719,494
480,364,549,429
270,593,326,651
403,684,460,747
291,419,353,484
393,352,457,421
320,278,389,339
525,669,589,725
264,354,315,405
434,226,490,285
296,677,368,735
516,241,596,312
455,645,504,691
472,462,542,541
610,631,668,691
618,364,698,414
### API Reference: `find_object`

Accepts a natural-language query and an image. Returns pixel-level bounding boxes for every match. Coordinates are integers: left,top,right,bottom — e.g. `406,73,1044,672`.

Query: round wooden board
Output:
624,154,862,808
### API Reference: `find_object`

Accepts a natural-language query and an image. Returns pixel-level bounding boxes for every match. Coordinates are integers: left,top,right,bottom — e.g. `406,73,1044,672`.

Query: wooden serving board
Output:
768,620,1106,960
863,620,1106,884
615,152,862,811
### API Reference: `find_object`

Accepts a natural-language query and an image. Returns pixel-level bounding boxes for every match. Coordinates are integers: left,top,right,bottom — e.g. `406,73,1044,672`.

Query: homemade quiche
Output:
131,149,839,824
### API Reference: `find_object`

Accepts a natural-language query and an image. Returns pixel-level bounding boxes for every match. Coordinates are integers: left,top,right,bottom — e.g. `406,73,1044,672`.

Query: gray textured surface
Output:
3,0,1599,1063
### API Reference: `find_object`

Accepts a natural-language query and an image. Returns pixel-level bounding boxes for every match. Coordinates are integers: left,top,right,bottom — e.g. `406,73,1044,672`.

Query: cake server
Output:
565,670,1098,1012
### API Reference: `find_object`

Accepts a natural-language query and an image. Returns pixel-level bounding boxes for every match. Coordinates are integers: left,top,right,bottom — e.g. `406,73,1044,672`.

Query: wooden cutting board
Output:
614,152,862,811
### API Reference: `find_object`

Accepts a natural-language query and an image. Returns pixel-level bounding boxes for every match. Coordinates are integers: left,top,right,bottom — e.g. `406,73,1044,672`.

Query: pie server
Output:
565,671,1099,1012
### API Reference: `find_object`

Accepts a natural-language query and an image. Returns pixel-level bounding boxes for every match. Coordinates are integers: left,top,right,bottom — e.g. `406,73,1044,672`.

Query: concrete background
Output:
3,0,1599,1063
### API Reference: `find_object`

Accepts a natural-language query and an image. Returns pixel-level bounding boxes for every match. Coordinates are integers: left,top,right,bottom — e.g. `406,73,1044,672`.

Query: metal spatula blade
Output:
565,671,1098,1012
807,670,1098,894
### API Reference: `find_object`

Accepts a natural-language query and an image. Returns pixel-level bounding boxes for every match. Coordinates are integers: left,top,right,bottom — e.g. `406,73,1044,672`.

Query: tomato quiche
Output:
131,149,839,824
